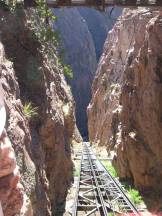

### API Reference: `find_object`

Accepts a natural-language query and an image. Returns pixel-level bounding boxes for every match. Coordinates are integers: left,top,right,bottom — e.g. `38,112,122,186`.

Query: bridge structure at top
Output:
24,0,162,10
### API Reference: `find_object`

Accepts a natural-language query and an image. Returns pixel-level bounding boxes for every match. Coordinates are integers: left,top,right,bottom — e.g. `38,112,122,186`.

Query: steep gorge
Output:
0,5,122,215
88,8,162,211
2,3,162,215
0,7,81,215
53,7,121,137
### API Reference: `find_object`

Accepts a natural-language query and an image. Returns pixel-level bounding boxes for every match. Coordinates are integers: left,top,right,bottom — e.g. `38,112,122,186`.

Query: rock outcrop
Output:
0,130,24,216
88,8,162,210
53,7,121,137
0,7,79,215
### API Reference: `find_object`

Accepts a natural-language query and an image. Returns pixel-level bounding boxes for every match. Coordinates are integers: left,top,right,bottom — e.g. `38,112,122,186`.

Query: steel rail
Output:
73,150,98,215
82,148,101,214
72,145,107,216
88,145,139,215
73,142,140,215
85,145,119,213
85,144,108,216
72,153,82,216
90,154,114,213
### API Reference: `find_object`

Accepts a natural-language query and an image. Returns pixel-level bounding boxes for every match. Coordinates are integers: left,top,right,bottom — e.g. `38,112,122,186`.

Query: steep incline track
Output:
72,142,139,216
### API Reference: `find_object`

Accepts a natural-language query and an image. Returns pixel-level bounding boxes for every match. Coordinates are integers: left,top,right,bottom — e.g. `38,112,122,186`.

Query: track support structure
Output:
72,142,139,216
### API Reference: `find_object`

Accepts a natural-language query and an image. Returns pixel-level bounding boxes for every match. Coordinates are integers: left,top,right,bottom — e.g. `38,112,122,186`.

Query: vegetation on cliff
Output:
0,2,77,215
23,102,38,119
101,160,143,206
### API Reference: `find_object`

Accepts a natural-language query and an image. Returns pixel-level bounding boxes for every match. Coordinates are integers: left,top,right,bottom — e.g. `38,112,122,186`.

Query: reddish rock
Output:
0,6,81,216
2,185,24,216
0,133,24,215
88,9,162,210
0,137,16,178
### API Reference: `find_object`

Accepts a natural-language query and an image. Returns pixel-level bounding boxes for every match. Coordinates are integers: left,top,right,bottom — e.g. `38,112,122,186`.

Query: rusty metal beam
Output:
46,0,162,8
5,0,162,9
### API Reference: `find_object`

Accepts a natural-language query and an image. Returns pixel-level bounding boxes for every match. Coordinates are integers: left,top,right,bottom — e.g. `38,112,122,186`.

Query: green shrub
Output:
108,212,116,216
102,161,142,206
63,65,73,79
0,0,16,12
127,188,143,205
23,102,38,119
36,0,57,41
29,0,58,46
121,180,132,190
36,0,56,22
102,161,118,178
73,167,80,177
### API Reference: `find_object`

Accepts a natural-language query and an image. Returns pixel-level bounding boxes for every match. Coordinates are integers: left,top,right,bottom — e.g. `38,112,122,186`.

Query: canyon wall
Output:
0,7,79,215
53,7,121,137
88,8,162,209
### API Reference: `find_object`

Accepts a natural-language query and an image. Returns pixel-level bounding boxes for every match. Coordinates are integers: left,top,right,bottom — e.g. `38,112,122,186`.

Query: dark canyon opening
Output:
53,7,122,138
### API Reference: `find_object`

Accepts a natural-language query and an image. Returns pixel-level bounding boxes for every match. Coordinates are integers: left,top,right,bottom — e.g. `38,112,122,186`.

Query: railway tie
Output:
72,142,140,216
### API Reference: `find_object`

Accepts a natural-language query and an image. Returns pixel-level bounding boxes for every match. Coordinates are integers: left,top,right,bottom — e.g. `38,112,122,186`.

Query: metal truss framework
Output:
9,0,162,10
47,0,162,9
72,143,139,216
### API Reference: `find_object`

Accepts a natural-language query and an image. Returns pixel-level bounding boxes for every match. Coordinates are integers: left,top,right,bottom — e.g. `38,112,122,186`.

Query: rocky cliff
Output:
53,7,121,137
0,128,24,216
88,9,162,210
0,6,79,216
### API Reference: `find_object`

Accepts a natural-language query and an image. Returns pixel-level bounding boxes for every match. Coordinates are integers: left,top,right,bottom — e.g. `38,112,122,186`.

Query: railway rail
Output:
72,142,139,216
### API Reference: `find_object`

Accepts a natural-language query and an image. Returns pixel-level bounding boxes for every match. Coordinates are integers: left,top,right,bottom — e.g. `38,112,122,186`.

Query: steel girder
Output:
72,142,139,216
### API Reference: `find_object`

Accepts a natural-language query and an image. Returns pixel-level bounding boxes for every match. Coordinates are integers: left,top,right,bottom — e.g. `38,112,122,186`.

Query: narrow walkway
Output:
72,142,139,216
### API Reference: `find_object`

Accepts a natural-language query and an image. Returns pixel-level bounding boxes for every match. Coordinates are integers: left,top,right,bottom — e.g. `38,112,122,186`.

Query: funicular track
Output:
72,142,139,216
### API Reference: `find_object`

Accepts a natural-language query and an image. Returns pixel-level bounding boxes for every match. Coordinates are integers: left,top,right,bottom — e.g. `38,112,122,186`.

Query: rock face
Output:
53,8,121,137
0,7,79,216
88,8,162,205
0,40,33,216
78,8,122,61
0,130,24,216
